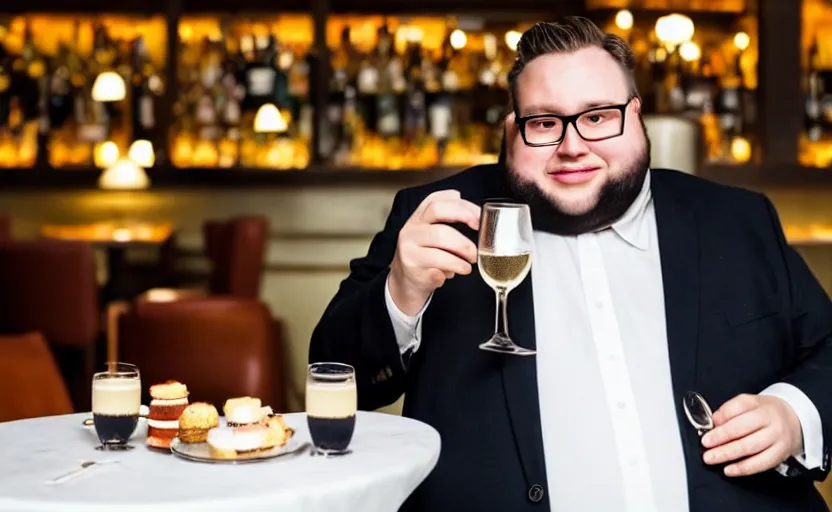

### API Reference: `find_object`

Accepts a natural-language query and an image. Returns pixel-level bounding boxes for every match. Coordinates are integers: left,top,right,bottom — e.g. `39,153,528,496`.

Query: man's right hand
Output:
388,190,481,316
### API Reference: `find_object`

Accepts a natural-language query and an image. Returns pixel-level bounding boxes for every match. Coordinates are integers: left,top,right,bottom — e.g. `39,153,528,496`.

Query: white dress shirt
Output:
384,170,825,511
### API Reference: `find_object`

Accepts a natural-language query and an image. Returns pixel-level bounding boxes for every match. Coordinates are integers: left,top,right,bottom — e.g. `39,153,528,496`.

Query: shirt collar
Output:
609,170,652,251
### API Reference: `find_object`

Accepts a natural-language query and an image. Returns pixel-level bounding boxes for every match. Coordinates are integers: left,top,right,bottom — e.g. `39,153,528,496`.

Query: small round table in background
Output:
0,411,440,512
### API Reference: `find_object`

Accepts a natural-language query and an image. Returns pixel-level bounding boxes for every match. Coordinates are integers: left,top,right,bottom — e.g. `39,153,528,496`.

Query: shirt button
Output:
617,401,627,409
595,301,603,309
629,457,639,467
528,484,545,503
607,353,617,362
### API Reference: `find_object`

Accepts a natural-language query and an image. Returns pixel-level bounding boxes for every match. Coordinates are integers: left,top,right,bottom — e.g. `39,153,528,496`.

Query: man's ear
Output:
504,112,517,138
632,96,642,115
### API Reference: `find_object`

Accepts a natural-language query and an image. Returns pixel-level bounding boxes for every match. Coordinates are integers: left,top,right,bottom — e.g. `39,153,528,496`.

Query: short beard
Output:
505,138,650,236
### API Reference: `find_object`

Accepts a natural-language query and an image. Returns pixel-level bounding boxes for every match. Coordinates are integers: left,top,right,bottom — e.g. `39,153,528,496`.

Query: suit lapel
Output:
651,172,701,447
500,274,549,491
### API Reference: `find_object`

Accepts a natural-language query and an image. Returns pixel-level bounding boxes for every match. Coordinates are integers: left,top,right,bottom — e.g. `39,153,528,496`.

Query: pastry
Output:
206,427,238,459
146,381,189,449
223,396,272,427
177,402,219,443
205,415,294,459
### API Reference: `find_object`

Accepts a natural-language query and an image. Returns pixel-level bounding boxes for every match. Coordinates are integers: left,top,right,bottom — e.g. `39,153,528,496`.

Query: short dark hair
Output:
508,16,639,113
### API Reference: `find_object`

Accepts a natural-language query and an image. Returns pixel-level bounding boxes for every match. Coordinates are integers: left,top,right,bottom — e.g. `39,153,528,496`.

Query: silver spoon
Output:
45,460,120,485
683,391,714,437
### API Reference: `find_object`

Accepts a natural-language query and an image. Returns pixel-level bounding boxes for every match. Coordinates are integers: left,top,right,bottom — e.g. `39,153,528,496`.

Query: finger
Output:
418,224,478,264
713,394,759,426
703,426,773,466
724,444,786,477
414,189,462,217
415,247,473,277
702,408,767,448
421,199,481,231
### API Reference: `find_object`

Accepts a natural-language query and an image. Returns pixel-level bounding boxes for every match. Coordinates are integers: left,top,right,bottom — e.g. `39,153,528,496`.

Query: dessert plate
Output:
170,437,309,464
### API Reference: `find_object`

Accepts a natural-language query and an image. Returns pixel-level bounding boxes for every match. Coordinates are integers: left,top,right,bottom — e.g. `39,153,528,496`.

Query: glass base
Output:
479,335,536,356
312,447,352,457
96,443,134,451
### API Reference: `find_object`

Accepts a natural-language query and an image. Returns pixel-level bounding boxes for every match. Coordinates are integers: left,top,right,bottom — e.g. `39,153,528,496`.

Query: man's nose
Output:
556,123,590,157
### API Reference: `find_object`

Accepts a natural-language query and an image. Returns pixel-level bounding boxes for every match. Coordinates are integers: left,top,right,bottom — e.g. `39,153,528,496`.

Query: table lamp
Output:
98,158,150,234
91,71,127,103
99,158,149,190
254,103,287,133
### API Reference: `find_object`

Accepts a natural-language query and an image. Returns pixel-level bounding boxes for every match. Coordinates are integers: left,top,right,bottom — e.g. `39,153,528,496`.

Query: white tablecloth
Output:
0,411,440,512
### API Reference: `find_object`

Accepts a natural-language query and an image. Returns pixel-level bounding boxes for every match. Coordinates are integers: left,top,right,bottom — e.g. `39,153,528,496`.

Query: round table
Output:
0,411,441,512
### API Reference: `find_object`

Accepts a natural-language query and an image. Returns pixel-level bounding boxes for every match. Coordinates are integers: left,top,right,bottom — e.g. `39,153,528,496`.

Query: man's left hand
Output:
701,394,803,477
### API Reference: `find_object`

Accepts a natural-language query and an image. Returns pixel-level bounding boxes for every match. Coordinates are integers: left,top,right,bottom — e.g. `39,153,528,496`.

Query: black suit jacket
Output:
310,165,832,511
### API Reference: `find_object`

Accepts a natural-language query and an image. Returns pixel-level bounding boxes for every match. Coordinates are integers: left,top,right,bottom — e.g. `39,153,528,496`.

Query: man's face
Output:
506,46,649,234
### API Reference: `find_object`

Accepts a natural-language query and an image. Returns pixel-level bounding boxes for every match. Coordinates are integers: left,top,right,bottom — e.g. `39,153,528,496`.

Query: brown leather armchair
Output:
205,216,269,298
117,297,286,412
0,332,74,422
139,216,268,304
0,240,99,411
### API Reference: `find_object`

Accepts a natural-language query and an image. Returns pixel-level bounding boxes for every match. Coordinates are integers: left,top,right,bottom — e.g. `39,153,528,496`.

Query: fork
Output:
46,460,120,485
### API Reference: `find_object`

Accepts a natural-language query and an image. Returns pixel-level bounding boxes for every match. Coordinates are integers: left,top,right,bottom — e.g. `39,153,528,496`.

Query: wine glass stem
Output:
493,287,510,339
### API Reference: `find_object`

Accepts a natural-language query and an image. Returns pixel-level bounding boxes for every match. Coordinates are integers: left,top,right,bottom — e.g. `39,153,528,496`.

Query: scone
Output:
177,402,219,443
223,396,272,427
264,415,292,447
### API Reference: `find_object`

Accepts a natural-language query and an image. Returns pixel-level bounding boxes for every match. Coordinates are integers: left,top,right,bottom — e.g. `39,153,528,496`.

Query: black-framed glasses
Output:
515,98,633,147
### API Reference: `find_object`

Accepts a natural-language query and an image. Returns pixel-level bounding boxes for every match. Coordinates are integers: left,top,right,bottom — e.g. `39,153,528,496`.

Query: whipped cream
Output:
147,419,179,429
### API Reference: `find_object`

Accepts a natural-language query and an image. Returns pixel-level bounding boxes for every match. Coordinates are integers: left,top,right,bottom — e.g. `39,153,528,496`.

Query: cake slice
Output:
146,380,189,449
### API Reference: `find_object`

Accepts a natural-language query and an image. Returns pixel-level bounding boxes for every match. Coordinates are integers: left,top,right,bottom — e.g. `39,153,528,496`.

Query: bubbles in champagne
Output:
92,378,141,416
478,251,532,289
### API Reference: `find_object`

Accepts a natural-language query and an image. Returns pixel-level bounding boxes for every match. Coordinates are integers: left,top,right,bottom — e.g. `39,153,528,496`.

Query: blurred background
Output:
0,0,830,494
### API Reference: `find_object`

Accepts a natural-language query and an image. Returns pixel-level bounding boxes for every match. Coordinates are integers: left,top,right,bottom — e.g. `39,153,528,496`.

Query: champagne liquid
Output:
306,381,357,419
478,252,532,290
92,377,141,416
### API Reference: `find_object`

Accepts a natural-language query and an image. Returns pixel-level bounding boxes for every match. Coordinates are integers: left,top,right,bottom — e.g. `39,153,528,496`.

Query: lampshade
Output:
99,158,150,190
128,140,156,167
93,141,120,168
254,103,288,133
91,71,126,102
655,14,695,47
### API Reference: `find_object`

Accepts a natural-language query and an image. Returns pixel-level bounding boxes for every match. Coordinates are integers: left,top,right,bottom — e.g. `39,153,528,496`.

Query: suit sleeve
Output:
309,190,415,412
764,196,832,480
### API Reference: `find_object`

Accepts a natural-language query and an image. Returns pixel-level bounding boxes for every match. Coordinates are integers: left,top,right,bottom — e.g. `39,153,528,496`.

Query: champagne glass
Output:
682,391,714,437
306,362,357,456
91,362,141,450
477,202,536,355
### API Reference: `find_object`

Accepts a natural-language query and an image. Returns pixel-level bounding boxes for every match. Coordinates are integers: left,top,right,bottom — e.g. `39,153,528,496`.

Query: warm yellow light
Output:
615,10,634,31
91,71,126,102
679,41,701,62
655,14,695,47
128,140,155,167
94,141,120,168
254,103,288,133
730,137,752,163
505,30,522,51
450,29,467,50
99,158,150,190
733,32,750,51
